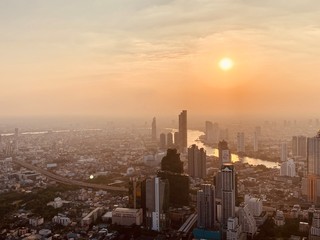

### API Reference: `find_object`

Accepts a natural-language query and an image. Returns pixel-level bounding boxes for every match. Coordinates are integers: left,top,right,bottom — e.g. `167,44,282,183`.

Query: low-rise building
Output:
52,214,71,226
29,216,44,227
81,207,104,227
112,208,143,226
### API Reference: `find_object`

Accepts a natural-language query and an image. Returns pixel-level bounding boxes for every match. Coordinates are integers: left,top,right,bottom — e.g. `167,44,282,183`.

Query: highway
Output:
12,159,128,193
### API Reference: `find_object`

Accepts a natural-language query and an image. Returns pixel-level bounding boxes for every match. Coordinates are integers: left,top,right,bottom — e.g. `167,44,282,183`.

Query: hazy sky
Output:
1,0,320,119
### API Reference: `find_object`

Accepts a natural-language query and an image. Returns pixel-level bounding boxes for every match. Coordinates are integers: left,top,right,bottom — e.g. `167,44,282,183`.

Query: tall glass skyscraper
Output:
178,110,187,151
221,163,236,230
305,131,320,203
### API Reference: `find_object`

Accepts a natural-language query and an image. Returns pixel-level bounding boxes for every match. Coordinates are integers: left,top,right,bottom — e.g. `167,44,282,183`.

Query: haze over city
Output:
3,1,320,240
1,0,320,119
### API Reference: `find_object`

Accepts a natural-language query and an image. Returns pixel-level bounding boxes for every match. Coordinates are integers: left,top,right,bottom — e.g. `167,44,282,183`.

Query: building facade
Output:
188,144,206,179
221,164,236,230
197,184,216,229
237,132,245,153
178,110,187,151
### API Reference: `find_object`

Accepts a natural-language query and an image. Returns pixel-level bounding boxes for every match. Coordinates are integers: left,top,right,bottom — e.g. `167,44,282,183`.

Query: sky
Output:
1,0,320,120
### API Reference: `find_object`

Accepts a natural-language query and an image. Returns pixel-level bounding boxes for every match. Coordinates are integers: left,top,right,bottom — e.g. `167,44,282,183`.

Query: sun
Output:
219,58,234,71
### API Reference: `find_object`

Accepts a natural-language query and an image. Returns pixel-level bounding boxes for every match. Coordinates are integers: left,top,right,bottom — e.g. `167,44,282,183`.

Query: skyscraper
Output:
280,159,296,177
238,204,257,238
128,178,145,209
188,144,207,179
213,122,220,143
216,141,232,201
218,140,231,167
159,133,166,149
305,131,320,203
158,149,189,206
151,117,157,141
167,132,173,147
219,128,229,142
292,135,307,158
174,132,179,146
255,126,261,137
161,148,183,174
145,177,169,231
253,131,259,152
14,128,19,151
178,110,187,151
205,121,214,143
197,184,216,229
237,132,245,153
221,164,236,230
280,142,287,162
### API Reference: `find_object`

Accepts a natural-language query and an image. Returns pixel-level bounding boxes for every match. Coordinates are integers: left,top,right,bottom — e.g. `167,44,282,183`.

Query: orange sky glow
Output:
1,0,320,119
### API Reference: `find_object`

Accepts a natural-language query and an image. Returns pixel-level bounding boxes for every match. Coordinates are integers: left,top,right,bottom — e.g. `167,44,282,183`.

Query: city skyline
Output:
1,1,320,119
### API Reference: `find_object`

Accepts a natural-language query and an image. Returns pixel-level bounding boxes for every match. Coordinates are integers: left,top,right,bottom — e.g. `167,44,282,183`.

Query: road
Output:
12,159,128,193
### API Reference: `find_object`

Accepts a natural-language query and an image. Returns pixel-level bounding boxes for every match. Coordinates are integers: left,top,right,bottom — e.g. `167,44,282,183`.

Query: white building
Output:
112,208,143,226
38,229,52,240
244,195,263,217
81,207,104,227
29,216,44,227
280,159,296,177
310,211,320,237
274,210,285,226
47,197,63,209
226,217,241,240
52,214,71,226
239,204,257,238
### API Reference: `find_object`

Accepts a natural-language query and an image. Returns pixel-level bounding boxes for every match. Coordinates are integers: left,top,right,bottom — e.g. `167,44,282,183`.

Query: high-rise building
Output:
167,132,173,147
218,140,231,167
244,195,263,217
280,159,296,177
305,131,320,203
238,204,257,238
280,142,287,162
205,121,214,143
255,126,261,137
226,217,241,240
158,149,189,206
188,144,206,179
310,211,320,237
161,148,183,174
221,164,236,230
292,135,307,158
219,128,229,141
14,128,19,151
197,184,216,229
178,110,187,151
213,123,220,143
145,177,169,231
174,132,179,146
128,178,145,209
151,117,157,141
237,132,245,153
253,131,259,152
216,141,232,201
159,133,166,149
307,133,320,176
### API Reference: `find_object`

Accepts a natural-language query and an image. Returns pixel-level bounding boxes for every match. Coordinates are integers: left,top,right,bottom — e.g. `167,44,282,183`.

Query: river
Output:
187,129,279,168
1,127,279,168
